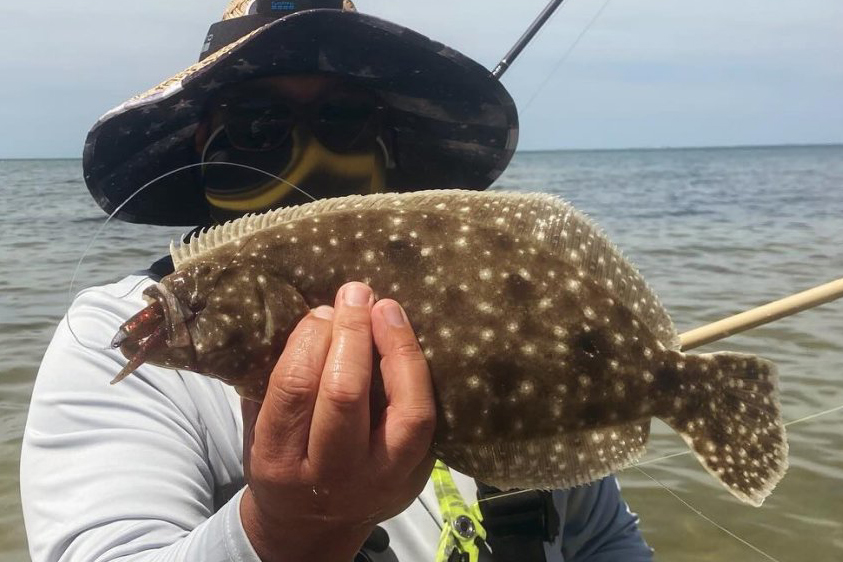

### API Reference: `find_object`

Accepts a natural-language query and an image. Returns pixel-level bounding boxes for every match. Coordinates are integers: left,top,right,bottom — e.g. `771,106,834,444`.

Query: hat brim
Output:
83,10,519,226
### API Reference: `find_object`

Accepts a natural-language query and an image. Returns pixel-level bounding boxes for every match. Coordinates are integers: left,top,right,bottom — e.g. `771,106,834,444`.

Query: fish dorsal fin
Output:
171,190,678,348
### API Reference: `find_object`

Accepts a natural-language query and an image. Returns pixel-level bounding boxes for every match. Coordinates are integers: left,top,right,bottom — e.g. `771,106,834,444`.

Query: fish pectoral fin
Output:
437,421,651,491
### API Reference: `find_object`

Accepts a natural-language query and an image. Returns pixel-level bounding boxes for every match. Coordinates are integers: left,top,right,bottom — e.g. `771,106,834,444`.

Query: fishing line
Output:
633,449,691,468
782,403,843,427
634,466,782,562
632,402,843,469
521,0,615,114
65,162,315,351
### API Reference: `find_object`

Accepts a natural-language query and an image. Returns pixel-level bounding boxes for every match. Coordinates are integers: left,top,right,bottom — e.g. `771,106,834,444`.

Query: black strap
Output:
476,482,559,562
253,0,344,17
200,15,277,61
198,1,345,61
148,255,175,279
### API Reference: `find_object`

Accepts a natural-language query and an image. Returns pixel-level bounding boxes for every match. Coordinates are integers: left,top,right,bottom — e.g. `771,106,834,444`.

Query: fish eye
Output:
196,264,213,276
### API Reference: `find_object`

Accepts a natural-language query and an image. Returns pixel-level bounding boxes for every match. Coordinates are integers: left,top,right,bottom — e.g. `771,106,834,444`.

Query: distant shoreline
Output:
518,143,843,155
2,143,841,162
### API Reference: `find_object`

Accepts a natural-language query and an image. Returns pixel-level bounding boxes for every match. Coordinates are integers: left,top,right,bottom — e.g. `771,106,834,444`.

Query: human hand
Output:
240,282,436,562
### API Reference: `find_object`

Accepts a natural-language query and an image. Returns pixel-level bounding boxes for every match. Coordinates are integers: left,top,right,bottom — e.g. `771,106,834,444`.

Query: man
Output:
21,2,653,560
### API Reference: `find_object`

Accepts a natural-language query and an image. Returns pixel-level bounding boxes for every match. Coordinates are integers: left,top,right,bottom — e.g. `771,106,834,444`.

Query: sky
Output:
0,0,841,158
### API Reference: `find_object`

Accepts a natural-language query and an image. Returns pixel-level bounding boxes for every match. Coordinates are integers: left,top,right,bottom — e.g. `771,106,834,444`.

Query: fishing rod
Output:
679,277,843,351
492,0,568,79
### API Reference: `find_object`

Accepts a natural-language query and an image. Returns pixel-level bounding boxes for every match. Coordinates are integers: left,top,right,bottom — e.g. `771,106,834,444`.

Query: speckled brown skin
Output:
118,191,787,503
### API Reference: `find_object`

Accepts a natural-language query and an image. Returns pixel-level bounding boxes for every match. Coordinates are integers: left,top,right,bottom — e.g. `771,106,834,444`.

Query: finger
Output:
370,300,436,472
241,398,261,481
253,306,334,461
308,282,375,471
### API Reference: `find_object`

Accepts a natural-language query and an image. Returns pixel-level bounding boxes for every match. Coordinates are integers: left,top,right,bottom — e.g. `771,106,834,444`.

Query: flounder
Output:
113,190,788,504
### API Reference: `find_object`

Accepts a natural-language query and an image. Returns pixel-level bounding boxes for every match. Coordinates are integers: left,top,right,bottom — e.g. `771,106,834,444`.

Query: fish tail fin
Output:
662,352,788,506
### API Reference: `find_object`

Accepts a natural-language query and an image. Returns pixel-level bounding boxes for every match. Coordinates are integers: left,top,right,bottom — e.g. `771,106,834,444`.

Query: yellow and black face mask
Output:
201,122,387,222
201,120,388,223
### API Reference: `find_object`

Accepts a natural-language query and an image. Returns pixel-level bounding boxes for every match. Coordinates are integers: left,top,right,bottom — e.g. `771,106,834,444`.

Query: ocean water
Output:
1,146,842,561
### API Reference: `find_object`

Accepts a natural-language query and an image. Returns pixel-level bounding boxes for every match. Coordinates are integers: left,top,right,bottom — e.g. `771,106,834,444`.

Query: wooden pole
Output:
679,277,843,351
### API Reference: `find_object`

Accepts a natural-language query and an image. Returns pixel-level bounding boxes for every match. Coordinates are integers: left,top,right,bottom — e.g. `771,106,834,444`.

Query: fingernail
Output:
383,302,406,327
343,283,372,307
312,306,334,320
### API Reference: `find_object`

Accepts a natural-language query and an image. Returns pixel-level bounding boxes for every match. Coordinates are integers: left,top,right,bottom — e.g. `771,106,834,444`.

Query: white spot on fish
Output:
520,380,535,395
478,269,492,281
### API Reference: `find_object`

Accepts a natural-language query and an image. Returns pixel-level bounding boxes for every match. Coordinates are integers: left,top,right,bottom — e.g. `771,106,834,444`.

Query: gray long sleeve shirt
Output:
20,274,653,562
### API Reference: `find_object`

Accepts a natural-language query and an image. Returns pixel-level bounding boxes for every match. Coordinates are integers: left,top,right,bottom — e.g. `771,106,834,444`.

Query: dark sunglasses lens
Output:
223,101,293,151
314,94,380,152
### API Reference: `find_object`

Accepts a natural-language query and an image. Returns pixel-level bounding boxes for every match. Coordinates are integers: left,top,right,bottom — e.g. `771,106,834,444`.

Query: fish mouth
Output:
110,283,197,384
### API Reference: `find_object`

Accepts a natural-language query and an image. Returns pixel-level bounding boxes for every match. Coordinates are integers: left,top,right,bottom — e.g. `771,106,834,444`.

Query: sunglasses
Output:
213,87,385,154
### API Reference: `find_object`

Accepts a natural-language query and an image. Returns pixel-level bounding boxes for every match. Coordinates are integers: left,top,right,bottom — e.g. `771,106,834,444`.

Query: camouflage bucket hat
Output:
83,0,519,226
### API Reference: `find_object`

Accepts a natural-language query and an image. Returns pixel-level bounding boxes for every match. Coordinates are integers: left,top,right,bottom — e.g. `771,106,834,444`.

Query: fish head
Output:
112,257,310,400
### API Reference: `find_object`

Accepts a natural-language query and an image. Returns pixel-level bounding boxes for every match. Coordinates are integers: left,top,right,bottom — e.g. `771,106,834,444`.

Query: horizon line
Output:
2,142,842,161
